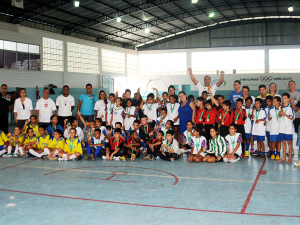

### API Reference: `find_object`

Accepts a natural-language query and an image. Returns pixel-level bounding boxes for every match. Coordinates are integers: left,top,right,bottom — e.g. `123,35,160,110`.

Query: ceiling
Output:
0,0,299,50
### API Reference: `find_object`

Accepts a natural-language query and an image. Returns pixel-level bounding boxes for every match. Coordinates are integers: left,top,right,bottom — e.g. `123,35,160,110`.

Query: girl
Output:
58,128,82,161
161,92,168,108
23,115,39,136
110,97,125,129
203,100,219,145
166,95,180,140
188,127,207,163
124,98,138,132
141,94,161,123
157,130,180,162
45,129,65,160
157,120,174,140
47,115,64,139
29,126,51,158
106,93,116,126
180,121,194,154
22,128,37,157
203,126,227,163
195,97,206,131
224,124,243,163
0,130,8,156
2,126,24,158
95,90,108,124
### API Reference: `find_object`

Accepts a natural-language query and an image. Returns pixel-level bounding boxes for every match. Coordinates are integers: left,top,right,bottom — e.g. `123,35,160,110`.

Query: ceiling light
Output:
145,28,150,33
116,17,121,22
288,6,293,12
209,12,215,18
73,0,80,7
191,0,198,3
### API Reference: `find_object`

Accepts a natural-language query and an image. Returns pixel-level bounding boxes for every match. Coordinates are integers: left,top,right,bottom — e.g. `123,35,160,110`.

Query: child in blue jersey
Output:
85,129,105,161
47,115,64,139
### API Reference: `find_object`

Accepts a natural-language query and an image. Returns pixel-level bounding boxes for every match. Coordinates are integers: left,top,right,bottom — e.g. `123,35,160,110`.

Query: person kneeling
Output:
58,128,82,161
86,129,104,161
157,130,180,162
188,127,207,163
101,128,126,161
223,124,242,163
124,130,141,161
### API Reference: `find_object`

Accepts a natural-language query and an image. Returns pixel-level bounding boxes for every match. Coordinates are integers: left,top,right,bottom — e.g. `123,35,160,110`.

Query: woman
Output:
94,90,108,125
268,83,281,98
242,86,255,107
168,85,178,102
14,88,33,128
178,91,196,140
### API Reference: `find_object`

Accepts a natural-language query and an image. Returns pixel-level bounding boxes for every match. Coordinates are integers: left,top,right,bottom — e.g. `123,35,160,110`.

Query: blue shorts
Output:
278,133,293,141
253,135,265,142
245,133,251,140
270,135,279,142
0,145,4,151
266,131,270,138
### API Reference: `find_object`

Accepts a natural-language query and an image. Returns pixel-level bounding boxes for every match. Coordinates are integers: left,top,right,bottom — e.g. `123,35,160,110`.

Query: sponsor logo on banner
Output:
212,79,226,87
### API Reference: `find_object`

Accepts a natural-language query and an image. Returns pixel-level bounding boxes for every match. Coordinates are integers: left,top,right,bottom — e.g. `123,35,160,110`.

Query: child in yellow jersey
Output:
23,115,39,137
28,126,51,158
22,128,37,157
0,130,8,156
44,129,65,161
2,127,24,158
58,128,82,161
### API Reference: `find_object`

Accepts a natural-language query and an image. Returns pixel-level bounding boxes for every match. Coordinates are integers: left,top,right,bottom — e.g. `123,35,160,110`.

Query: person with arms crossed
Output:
229,80,243,110
56,85,75,128
14,88,33,128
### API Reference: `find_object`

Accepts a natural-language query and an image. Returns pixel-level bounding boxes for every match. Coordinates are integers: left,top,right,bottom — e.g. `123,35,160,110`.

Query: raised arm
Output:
77,111,87,128
216,70,224,87
208,89,219,107
188,68,198,85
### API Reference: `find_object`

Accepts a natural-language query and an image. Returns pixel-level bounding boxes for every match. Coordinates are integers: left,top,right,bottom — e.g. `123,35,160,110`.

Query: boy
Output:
29,126,51,158
109,122,126,141
64,117,84,142
156,108,169,130
139,115,154,152
124,130,141,161
243,97,253,154
23,115,39,136
252,98,267,158
86,129,105,161
217,95,225,107
127,120,140,139
144,130,163,160
101,128,126,161
257,84,272,108
268,96,281,160
233,98,247,157
265,95,273,157
157,130,180,162
277,93,295,163
161,92,168,108
201,91,208,103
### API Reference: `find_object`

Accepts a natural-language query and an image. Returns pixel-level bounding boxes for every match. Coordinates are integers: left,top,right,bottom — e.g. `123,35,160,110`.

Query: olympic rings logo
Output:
260,76,273,82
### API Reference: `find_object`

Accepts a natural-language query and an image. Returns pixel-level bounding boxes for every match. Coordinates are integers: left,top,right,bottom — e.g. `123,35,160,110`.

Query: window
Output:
67,42,99,74
5,51,16,69
127,54,138,76
43,37,63,72
269,49,300,73
101,49,125,73
139,53,186,76
191,50,265,74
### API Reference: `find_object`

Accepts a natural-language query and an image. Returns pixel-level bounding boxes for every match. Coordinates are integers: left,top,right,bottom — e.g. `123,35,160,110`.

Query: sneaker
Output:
72,157,78,162
49,157,58,161
12,154,18,158
149,155,154,161
89,154,94,161
245,151,249,157
144,154,150,160
252,150,260,156
119,156,126,162
22,154,28,158
3,154,12,158
275,155,280,160
156,156,161,160
294,161,300,166
170,158,175,162
260,154,266,159
270,154,275,160
143,148,147,154
41,155,48,160
267,151,271,158
113,156,120,161
58,157,64,161
102,156,107,160
131,154,136,161
84,155,89,160
242,154,246,158
250,148,254,154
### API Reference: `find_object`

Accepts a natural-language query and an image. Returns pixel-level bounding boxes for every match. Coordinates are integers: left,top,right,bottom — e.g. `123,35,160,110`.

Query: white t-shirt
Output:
111,106,125,128
190,136,207,154
91,136,104,149
264,106,271,132
64,127,84,142
279,105,295,135
156,116,169,130
142,103,160,121
162,139,180,154
196,83,218,99
35,98,56,123
94,100,107,121
242,96,256,108
14,97,33,120
106,101,115,125
182,129,194,145
225,133,243,156
288,91,300,118
269,107,281,136
124,106,138,130
166,103,180,125
252,108,267,136
56,95,75,117
243,107,253,134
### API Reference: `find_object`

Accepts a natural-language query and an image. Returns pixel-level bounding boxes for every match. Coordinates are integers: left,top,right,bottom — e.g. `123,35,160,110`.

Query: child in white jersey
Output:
85,129,105,161
155,108,169,130
166,95,180,140
110,97,125,129
224,124,243,163
141,94,161,122
156,120,173,140
106,93,116,126
188,127,207,163
243,97,253,154
179,121,193,154
124,98,138,132
264,95,273,156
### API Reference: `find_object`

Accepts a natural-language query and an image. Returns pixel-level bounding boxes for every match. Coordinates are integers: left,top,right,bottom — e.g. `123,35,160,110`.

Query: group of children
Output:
0,85,297,164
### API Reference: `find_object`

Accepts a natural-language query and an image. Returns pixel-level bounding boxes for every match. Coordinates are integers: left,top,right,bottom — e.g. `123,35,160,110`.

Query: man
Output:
287,80,300,155
188,68,224,99
229,80,243,109
257,84,272,109
35,88,56,126
56,85,75,127
121,88,141,108
77,83,97,129
0,84,14,133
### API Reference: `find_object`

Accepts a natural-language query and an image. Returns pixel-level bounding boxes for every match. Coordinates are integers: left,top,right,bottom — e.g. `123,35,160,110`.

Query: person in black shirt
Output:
0,84,14,133
121,89,141,108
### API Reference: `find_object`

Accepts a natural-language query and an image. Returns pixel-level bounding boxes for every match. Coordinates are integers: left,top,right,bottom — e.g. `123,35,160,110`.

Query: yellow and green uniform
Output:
24,136,37,148
37,135,51,150
64,138,82,155
9,134,25,147
24,124,39,137
0,130,8,146
49,137,65,150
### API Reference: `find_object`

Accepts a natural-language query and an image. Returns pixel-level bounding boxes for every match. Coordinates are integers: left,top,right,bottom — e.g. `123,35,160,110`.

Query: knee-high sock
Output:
246,143,250,151
53,150,58,156
7,146,12,154
29,149,41,158
14,145,19,154
0,149,7,156
229,158,239,163
18,147,23,156
41,148,50,156
62,154,67,160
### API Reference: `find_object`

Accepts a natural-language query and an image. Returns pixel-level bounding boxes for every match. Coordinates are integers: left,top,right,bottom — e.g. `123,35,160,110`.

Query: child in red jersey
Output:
124,130,141,161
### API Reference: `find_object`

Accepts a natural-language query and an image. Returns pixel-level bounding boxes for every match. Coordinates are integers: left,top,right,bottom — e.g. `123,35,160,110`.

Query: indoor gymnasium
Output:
0,0,300,224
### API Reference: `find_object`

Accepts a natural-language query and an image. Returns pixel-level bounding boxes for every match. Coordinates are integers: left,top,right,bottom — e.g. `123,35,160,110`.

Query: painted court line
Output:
0,188,299,218
0,162,299,185
0,159,39,171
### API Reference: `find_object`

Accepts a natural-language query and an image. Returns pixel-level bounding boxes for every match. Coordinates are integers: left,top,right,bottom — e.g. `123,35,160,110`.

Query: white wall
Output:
0,21,136,88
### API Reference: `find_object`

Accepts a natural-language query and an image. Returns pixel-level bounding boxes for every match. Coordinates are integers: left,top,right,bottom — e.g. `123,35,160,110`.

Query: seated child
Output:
46,129,65,161
85,129,105,161
144,130,163,161
101,128,126,161
139,115,154,153
46,115,64,139
155,108,169,130
29,126,51,158
58,128,82,161
157,130,180,162
64,116,84,142
2,126,24,158
224,124,243,163
0,130,9,156
188,127,207,163
124,130,141,161
202,126,226,163
23,115,39,136
180,120,194,154
109,122,126,141
22,128,37,157
156,120,174,140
